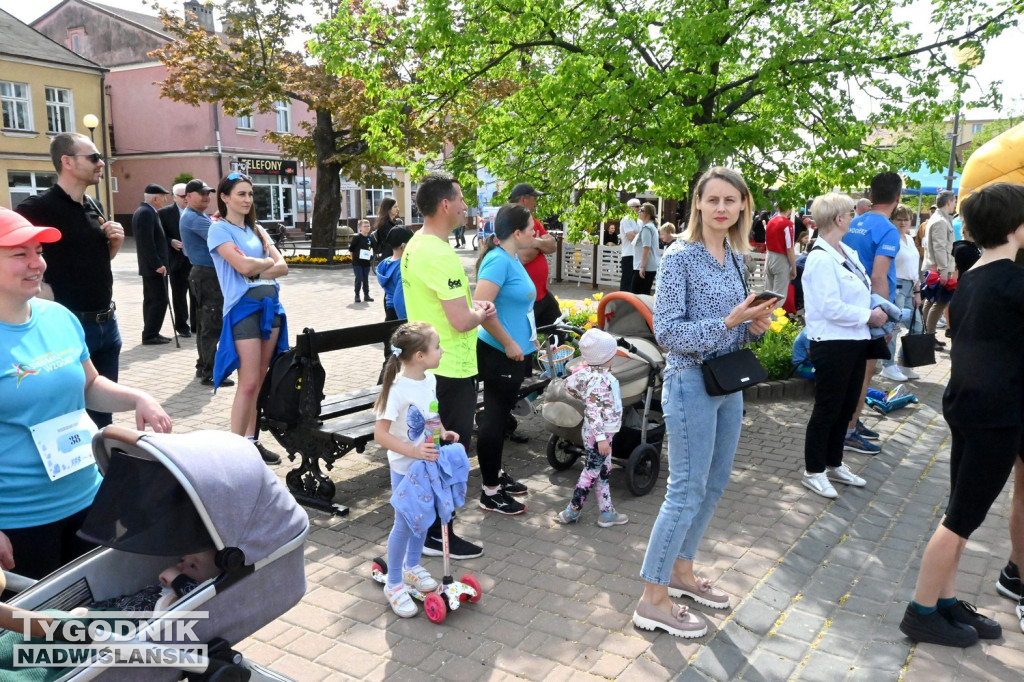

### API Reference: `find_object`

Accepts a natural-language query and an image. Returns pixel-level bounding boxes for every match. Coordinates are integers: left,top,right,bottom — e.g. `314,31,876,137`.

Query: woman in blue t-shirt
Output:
0,207,172,580
472,204,537,516
208,174,289,464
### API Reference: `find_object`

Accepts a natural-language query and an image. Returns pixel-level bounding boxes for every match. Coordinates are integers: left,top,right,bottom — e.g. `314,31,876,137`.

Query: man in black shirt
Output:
15,132,125,427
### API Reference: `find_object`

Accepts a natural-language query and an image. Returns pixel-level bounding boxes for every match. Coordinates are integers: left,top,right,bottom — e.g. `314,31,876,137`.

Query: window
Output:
971,123,983,134
45,87,74,133
410,182,424,224
67,27,87,55
1,82,32,131
8,171,57,208
366,188,394,217
275,101,290,133
237,112,254,129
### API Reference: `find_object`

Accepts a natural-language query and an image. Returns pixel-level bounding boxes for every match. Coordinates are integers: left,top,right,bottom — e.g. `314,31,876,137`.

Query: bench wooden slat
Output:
298,321,404,356
319,386,383,420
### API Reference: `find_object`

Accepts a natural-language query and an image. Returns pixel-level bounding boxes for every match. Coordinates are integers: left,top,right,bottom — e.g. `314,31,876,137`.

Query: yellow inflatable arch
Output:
959,121,1024,198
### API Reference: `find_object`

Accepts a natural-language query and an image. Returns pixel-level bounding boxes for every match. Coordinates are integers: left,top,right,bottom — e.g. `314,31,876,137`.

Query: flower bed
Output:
284,254,351,266
747,309,802,380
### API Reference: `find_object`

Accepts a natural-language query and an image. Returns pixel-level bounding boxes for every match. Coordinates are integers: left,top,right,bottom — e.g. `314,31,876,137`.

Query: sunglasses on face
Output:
68,152,103,164
226,172,251,182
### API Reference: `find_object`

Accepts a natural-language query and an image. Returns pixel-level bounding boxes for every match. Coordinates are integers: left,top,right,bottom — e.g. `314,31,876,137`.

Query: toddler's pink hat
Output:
579,328,617,366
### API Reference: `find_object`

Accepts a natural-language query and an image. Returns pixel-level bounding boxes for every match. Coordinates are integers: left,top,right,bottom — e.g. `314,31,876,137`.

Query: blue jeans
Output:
387,470,426,588
640,368,743,584
884,277,923,366
353,264,370,298
82,316,122,427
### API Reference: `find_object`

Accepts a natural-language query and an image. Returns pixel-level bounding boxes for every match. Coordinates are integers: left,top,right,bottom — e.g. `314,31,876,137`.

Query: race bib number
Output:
359,249,372,261
527,309,538,343
30,409,98,481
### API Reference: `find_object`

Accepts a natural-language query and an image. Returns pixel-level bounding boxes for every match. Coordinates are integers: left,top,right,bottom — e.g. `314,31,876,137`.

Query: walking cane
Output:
164,274,180,349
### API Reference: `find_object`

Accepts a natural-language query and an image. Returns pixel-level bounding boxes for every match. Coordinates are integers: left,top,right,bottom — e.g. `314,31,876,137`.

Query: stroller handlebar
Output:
537,323,585,337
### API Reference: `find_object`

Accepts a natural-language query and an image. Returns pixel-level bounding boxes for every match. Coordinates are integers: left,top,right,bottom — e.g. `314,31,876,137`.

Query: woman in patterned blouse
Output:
632,168,775,638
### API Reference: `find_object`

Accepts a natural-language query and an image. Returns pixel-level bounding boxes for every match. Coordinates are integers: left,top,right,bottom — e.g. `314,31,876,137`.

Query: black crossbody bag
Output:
700,249,769,396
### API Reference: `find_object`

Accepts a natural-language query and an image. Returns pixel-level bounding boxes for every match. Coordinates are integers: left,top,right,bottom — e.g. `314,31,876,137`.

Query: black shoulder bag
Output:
700,248,769,396
900,306,936,367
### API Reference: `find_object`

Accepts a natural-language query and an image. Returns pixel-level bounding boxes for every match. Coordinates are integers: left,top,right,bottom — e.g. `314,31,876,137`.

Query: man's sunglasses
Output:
226,172,251,182
68,152,103,164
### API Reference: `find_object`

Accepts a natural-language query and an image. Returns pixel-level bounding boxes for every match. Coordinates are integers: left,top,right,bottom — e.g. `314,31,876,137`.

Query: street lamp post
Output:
82,113,101,201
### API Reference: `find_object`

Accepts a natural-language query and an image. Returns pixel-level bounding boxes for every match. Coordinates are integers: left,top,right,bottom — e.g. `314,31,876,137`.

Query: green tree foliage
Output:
316,0,1022,237
152,0,449,260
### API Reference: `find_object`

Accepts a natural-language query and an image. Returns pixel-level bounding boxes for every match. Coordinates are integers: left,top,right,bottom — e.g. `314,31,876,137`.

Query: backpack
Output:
258,347,326,427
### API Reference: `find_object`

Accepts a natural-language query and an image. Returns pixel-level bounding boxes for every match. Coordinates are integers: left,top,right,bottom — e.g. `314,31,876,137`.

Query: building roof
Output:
0,7,105,72
31,0,169,40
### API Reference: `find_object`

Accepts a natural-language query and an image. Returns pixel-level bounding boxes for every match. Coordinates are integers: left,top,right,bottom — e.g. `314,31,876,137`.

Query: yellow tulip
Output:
770,321,784,334
773,308,787,318
588,313,598,324
584,322,593,330
593,292,604,300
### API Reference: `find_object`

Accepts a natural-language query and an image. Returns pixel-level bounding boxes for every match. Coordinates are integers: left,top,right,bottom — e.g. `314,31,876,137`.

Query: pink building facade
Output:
32,0,317,231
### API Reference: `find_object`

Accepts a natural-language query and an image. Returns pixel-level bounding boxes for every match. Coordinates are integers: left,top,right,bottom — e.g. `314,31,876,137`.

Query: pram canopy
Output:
83,429,308,566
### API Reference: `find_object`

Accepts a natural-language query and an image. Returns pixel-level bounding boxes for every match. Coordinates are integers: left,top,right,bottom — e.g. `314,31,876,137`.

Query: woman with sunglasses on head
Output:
208,173,289,464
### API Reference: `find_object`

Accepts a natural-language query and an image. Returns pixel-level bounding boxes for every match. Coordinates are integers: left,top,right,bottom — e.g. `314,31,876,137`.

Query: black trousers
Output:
428,374,478,538
1,507,95,583
630,269,655,295
169,264,191,332
189,266,224,379
141,274,169,340
619,256,634,291
476,340,528,487
804,339,868,473
533,290,561,329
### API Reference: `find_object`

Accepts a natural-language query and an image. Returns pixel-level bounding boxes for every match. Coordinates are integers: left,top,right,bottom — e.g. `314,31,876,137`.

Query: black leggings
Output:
943,424,1021,538
804,339,868,473
630,269,655,296
1,506,95,581
476,339,528,487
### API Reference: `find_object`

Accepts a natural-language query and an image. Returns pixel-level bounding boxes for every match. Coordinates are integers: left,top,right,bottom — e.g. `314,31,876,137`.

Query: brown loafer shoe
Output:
667,576,731,609
632,600,707,638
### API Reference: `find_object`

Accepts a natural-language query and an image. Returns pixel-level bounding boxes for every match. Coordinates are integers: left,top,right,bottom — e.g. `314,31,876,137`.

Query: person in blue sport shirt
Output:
839,171,903,456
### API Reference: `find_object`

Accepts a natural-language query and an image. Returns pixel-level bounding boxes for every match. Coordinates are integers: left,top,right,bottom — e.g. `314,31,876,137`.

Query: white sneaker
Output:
880,365,908,381
403,564,438,592
826,463,867,487
802,471,838,498
383,583,417,618
899,366,920,380
1016,602,1024,634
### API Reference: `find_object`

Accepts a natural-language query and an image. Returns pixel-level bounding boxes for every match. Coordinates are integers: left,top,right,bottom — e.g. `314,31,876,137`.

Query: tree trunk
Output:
310,107,342,262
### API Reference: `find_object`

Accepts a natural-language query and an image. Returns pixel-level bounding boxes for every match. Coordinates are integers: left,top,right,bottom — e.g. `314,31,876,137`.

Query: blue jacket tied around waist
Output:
391,443,470,537
213,292,289,389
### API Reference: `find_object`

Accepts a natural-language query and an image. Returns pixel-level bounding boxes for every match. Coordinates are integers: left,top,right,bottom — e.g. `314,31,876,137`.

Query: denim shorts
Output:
232,284,281,340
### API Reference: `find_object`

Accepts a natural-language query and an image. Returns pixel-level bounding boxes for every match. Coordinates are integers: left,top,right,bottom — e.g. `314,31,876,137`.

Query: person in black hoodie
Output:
350,219,374,303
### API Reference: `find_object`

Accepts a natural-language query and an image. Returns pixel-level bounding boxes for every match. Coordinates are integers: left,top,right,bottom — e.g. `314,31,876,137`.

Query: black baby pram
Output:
2,426,309,681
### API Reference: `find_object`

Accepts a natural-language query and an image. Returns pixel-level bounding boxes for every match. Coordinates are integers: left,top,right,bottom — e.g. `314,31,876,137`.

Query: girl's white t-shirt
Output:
379,372,437,474
894,233,921,282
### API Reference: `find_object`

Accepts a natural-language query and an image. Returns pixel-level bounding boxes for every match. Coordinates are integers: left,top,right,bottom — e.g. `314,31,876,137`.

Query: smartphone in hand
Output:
752,290,783,303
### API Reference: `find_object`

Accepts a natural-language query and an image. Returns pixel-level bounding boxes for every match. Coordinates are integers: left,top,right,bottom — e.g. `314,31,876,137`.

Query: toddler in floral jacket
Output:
556,328,629,527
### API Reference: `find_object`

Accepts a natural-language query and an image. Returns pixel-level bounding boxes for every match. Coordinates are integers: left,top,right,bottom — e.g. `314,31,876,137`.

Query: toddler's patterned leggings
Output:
568,446,614,513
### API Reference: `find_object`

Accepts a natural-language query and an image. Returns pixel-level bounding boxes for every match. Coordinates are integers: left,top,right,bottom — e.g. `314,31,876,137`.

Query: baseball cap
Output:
144,183,170,195
509,182,543,201
185,179,214,194
0,207,61,247
386,226,414,249
579,328,618,366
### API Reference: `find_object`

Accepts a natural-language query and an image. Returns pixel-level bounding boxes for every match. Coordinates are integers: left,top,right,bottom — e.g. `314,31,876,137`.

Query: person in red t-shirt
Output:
510,183,559,327
764,205,797,308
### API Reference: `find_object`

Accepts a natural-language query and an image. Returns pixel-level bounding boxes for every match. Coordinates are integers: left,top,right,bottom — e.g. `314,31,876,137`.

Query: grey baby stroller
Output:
2,426,309,681
540,292,666,495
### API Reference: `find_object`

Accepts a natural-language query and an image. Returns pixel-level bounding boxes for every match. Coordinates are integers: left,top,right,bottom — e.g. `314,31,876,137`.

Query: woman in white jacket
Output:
800,193,888,499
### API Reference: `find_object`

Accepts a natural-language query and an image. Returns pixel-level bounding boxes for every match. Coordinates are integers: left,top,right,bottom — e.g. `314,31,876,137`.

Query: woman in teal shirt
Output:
0,207,171,580
473,204,537,516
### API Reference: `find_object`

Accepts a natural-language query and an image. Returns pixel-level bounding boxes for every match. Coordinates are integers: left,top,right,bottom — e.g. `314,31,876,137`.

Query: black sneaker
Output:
899,604,978,647
422,528,483,560
939,600,1002,639
479,490,526,515
498,470,528,496
997,561,1022,600
254,441,281,465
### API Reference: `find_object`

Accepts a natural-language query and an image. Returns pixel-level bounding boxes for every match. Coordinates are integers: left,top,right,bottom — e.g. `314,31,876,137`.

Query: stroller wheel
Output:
424,592,447,623
546,434,578,471
460,573,483,603
626,443,661,496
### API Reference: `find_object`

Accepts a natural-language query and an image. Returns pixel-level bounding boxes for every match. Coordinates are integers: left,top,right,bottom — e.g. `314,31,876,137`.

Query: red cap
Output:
0,207,61,247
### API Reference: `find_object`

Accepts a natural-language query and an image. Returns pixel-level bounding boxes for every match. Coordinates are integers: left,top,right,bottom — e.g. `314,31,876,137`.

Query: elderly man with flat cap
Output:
508,183,559,328
134,183,173,345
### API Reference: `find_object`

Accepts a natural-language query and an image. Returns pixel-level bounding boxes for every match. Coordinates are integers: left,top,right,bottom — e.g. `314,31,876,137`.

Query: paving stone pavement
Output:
100,240,1023,680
